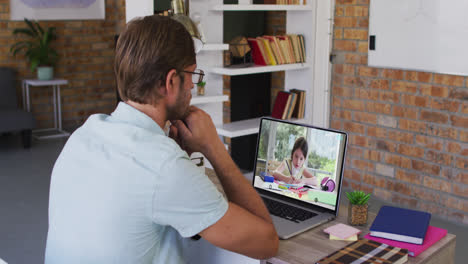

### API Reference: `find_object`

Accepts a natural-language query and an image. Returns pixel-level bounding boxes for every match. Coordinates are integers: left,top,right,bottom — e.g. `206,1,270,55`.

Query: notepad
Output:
323,223,361,239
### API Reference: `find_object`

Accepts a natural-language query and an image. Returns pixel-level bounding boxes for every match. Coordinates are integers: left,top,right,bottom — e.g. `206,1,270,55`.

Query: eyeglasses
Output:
181,69,205,85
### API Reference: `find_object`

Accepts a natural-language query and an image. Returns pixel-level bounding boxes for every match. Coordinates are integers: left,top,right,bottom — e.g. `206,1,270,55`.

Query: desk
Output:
22,79,70,139
204,168,456,264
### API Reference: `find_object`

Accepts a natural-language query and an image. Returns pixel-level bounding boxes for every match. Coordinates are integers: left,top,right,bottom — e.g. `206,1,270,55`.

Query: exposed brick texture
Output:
331,0,468,225
1,0,125,131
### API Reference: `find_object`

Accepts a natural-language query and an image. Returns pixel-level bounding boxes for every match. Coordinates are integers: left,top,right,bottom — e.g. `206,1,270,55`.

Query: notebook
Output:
365,226,447,257
252,117,348,239
370,206,431,244
316,239,408,264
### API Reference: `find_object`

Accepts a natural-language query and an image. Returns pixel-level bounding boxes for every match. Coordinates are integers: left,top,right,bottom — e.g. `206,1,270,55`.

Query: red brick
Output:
402,94,429,107
399,119,427,133
447,142,461,154
455,157,468,170
431,99,460,113
379,91,399,103
423,176,451,192
354,112,377,124
342,99,366,111
344,76,365,87
398,144,425,158
345,53,367,64
336,0,357,4
420,85,450,98
330,120,343,130
363,174,385,187
358,18,369,28
391,81,417,93
366,102,391,114
412,160,441,175
415,135,443,151
395,169,422,184
387,130,414,144
343,122,365,133
363,150,382,162
358,66,379,77
460,130,468,142
373,188,392,201
344,169,362,182
393,105,418,119
352,159,374,171
453,184,468,198
369,79,389,90
344,6,369,17
350,135,368,147
334,40,357,51
426,150,453,166
426,126,458,140
334,28,343,39
374,139,396,152
387,180,411,195
412,186,443,204
450,115,468,128
357,41,368,53
367,126,386,138
433,74,465,87
355,88,379,100
391,193,418,208
419,203,448,217
347,146,363,158
382,69,404,80
454,173,468,185
449,89,468,100
334,64,355,75
334,17,358,27
333,86,353,97
420,110,449,124
405,71,433,82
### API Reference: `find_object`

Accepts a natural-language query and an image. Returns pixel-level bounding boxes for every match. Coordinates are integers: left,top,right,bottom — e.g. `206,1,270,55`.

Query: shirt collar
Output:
111,102,165,135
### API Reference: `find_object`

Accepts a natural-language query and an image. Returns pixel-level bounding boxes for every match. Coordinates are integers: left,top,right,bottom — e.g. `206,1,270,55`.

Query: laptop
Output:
252,117,348,239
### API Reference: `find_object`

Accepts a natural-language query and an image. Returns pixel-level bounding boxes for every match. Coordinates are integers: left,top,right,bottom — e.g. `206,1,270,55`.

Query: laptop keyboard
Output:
262,197,317,223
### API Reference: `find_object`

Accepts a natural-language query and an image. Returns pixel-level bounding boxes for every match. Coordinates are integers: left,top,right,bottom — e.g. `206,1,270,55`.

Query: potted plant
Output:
10,18,58,80
346,190,370,226
197,80,206,96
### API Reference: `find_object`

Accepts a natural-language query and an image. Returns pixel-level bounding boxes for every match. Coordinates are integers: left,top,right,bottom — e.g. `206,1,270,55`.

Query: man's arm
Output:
170,107,278,259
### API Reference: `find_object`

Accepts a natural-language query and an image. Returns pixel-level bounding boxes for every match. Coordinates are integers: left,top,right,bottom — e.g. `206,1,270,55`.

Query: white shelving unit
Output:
212,4,313,11
191,90,228,105
209,63,310,76
201,43,229,51
216,117,307,138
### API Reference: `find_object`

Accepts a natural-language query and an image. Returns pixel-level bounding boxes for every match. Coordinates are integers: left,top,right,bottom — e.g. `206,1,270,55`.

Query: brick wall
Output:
331,0,468,225
1,0,126,131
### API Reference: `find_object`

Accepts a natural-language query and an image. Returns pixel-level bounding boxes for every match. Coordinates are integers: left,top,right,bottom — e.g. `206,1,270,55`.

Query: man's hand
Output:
169,106,223,157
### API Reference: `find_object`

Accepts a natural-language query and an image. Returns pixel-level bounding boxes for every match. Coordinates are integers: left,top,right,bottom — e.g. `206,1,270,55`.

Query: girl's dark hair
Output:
291,137,308,159
115,15,196,105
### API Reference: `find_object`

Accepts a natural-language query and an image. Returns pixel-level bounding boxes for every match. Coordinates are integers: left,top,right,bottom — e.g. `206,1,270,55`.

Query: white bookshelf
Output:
212,4,313,11
191,90,228,105
209,63,310,76
217,117,307,138
201,43,229,51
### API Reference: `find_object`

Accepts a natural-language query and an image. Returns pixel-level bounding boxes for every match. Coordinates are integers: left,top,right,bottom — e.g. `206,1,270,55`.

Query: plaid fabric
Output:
316,239,408,264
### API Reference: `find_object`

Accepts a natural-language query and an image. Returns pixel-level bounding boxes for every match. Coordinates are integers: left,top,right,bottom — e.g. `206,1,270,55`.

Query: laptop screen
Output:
252,117,347,212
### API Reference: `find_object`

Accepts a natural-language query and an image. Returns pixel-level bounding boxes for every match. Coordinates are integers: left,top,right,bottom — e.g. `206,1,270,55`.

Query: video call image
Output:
254,119,346,211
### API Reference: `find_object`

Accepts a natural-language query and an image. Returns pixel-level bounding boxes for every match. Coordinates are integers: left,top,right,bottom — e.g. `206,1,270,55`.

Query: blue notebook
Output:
369,206,431,245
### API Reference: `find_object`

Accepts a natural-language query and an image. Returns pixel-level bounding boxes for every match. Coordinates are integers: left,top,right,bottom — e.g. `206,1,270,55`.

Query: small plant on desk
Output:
346,190,370,226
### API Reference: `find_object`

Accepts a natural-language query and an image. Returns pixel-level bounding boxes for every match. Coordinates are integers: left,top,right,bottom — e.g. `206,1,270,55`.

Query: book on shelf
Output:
316,239,408,264
272,91,291,119
247,38,267,66
290,89,305,119
369,206,431,245
281,92,293,119
364,226,447,257
285,92,297,120
246,34,306,66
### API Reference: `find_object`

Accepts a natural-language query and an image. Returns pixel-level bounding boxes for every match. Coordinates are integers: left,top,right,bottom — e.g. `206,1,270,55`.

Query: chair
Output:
0,67,35,148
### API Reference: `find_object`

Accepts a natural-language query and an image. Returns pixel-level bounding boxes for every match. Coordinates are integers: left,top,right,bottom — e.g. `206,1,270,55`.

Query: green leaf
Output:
12,28,35,37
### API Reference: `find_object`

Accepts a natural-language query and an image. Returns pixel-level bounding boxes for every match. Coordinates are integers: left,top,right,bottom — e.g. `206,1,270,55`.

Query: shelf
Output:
212,4,313,11
201,43,229,51
216,117,307,138
190,90,228,105
209,63,309,76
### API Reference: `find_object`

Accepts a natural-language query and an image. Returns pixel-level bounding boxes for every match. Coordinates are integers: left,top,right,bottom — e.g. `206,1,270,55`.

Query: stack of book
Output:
271,89,306,120
247,34,305,66
366,206,447,257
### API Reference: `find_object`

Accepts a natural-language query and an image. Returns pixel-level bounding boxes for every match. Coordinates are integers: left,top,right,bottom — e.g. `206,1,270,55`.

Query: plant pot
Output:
37,66,54,80
348,203,368,226
197,85,205,96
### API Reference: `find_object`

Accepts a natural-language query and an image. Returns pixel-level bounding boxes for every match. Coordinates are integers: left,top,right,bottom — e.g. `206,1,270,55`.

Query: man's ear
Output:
163,69,178,97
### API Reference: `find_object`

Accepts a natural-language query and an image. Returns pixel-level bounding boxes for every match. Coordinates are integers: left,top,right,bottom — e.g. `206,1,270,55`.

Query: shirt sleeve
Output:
151,153,228,238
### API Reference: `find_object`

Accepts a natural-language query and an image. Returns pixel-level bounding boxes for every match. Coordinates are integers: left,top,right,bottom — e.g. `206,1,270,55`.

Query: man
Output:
45,15,278,263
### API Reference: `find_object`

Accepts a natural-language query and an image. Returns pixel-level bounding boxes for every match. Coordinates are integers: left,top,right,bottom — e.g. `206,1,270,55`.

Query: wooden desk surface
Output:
205,168,456,264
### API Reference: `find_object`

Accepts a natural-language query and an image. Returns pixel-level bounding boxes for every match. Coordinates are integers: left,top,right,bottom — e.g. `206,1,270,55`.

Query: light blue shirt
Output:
45,102,228,264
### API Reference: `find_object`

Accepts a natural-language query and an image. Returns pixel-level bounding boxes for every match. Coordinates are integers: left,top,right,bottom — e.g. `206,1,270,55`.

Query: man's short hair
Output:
115,15,196,105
